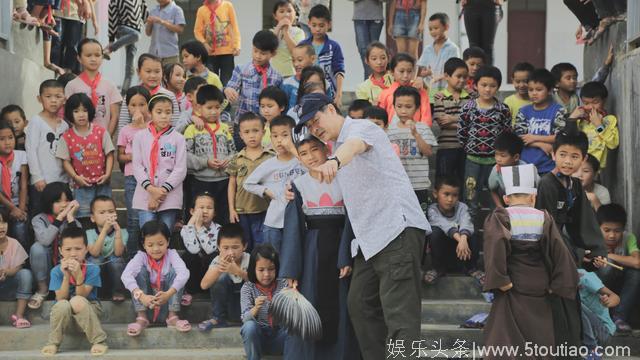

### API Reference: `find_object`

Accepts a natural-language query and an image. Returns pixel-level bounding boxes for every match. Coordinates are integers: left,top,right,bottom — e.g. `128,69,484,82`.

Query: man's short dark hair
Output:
308,4,331,21
529,68,556,91
364,106,389,126
597,203,627,226
475,66,502,87
434,176,461,191
253,30,279,53
60,226,88,247
550,62,578,83
444,57,468,76
196,85,226,105
259,86,289,111
180,40,208,64
429,12,449,26
494,132,524,156
462,46,486,62
511,62,535,77
581,81,609,100
218,223,246,246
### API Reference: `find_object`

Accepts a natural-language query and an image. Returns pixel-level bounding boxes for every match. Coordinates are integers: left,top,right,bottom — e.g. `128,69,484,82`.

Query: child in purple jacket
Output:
131,94,187,231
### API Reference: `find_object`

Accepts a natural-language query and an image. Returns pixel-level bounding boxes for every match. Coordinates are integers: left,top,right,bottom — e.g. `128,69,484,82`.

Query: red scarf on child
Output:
69,262,88,286
148,123,170,185
79,72,102,107
205,0,222,52
369,74,389,90
254,64,269,89
255,282,277,327
147,254,166,321
203,122,221,159
47,214,61,265
0,152,14,199
149,85,162,96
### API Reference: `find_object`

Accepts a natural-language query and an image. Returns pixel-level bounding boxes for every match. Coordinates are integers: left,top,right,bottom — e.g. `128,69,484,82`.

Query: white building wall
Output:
97,0,583,92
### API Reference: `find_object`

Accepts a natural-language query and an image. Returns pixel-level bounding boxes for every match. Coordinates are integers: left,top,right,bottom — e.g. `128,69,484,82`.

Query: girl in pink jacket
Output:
132,94,187,232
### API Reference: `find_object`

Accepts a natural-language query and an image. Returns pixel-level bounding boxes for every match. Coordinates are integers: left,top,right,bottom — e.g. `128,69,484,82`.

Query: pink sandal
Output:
11,314,31,329
166,315,191,332
127,317,149,337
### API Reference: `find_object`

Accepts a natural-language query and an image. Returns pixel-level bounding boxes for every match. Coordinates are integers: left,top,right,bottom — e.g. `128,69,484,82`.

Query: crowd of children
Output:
1,0,638,359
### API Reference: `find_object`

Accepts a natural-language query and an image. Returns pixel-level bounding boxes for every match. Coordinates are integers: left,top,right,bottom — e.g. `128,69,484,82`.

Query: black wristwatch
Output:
327,155,341,170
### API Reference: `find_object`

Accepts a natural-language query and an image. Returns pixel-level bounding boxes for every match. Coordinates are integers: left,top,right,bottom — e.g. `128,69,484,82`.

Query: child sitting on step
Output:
41,226,108,356
121,220,191,336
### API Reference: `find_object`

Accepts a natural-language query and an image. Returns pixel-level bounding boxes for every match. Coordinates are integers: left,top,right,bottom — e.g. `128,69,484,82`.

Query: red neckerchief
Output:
255,282,277,327
47,214,61,265
203,122,221,159
60,0,71,14
79,72,102,107
205,0,222,52
46,5,54,24
147,254,166,321
254,64,268,89
0,151,14,199
149,85,162,95
400,0,414,13
148,123,171,185
369,74,389,90
69,261,88,286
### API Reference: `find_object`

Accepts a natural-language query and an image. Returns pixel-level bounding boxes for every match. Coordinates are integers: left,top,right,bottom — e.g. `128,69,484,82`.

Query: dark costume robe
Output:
483,206,579,359
280,173,359,360
536,173,608,355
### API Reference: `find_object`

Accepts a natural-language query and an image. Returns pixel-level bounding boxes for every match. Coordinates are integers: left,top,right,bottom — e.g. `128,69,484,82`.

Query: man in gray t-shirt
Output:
295,93,431,360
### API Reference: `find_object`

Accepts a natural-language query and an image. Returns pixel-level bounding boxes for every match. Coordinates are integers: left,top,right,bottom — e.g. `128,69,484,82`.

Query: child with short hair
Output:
193,0,241,85
377,53,432,126
573,154,610,210
65,38,122,136
57,93,115,222
175,76,208,133
86,196,128,302
363,106,389,130
596,203,640,333
132,93,187,232
433,57,470,179
0,122,29,249
41,226,108,356
299,4,346,105
117,86,151,258
288,66,328,124
26,80,69,215
355,42,393,105
163,62,187,111
29,183,81,310
387,0,426,59
461,46,486,96
536,126,608,349
348,99,371,119
240,244,288,360
122,220,191,336
457,66,511,217
280,134,359,359
488,132,530,208
571,81,619,169
200,223,249,329
180,40,223,89
418,12,461,98
0,208,33,329
271,0,306,78
224,30,283,120
283,44,317,109
503,62,534,125
424,176,480,285
483,163,579,355
145,0,186,65
259,86,289,147
117,54,181,132
185,85,236,225
226,113,274,251
180,192,221,303
551,62,579,114
1,105,28,150
578,269,619,358
387,86,437,207
514,68,566,175
244,116,305,252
